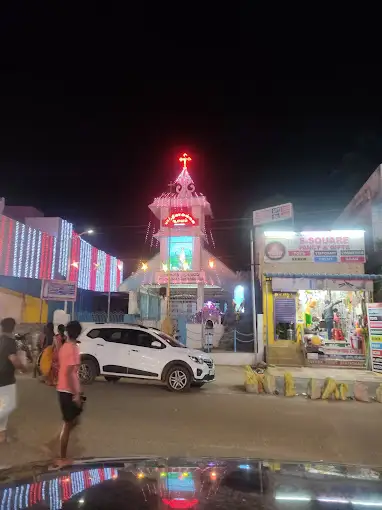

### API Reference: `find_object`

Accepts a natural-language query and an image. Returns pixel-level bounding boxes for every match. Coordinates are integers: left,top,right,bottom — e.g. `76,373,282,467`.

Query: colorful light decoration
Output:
141,262,148,272
0,214,123,292
208,259,215,269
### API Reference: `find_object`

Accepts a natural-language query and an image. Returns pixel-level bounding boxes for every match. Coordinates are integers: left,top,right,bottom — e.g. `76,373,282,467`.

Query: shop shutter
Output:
274,298,296,323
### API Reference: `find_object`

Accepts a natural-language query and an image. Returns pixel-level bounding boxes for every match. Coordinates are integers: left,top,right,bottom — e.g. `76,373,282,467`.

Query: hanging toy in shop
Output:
305,299,317,326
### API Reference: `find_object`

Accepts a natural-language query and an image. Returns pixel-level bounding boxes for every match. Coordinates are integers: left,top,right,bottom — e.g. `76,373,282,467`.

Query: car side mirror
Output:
151,341,162,349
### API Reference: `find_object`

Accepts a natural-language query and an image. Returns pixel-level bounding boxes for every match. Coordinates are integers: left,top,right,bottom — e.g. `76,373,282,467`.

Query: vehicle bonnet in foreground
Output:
0,456,381,509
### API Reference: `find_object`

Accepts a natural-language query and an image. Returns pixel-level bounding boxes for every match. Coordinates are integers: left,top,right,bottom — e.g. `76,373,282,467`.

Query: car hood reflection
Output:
0,456,381,508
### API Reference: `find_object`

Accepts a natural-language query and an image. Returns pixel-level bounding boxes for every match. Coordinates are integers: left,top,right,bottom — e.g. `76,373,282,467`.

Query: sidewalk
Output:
209,366,244,393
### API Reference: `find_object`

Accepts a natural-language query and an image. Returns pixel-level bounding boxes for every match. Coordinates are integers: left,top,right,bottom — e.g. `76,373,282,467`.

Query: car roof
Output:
83,323,155,331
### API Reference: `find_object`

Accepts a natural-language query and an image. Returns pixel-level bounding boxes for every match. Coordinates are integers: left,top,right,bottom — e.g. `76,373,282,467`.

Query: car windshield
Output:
156,332,186,348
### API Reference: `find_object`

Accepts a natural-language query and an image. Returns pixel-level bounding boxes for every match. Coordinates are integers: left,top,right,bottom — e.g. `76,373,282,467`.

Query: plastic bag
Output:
321,377,337,399
284,372,296,397
337,383,348,401
245,365,257,385
257,373,265,393
307,378,321,399
245,365,260,393
263,372,276,394
354,381,369,402
245,382,259,393
376,383,382,403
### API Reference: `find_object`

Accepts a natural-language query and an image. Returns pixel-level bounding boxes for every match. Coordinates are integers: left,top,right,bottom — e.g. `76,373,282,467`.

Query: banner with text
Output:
156,271,206,286
264,232,366,263
367,303,382,373
41,279,77,301
253,203,293,226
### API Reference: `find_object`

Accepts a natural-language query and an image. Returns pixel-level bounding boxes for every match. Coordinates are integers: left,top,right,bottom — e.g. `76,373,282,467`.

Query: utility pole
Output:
250,227,258,353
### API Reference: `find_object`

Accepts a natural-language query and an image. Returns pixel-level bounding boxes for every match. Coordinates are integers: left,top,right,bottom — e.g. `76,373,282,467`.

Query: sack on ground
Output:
321,377,337,399
376,383,382,403
245,382,259,394
354,381,369,402
257,373,265,393
307,378,321,399
337,383,348,401
263,372,276,394
244,365,257,385
284,372,296,397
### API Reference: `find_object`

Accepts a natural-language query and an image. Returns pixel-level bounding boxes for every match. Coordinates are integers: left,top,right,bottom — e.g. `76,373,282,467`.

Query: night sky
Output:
0,5,381,272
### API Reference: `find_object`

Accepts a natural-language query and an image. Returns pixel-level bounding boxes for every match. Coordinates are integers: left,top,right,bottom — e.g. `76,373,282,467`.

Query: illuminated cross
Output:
179,153,192,169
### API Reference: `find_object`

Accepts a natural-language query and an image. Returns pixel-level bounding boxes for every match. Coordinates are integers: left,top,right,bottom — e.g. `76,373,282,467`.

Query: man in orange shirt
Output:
56,320,83,460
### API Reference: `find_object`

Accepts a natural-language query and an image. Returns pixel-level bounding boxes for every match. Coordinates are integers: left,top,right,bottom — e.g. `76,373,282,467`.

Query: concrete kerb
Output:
215,365,382,401
262,366,382,400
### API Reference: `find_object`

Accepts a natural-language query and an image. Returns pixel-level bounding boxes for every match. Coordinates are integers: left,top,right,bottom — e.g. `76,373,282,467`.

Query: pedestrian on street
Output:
40,322,54,350
0,317,26,443
56,320,83,461
48,324,66,386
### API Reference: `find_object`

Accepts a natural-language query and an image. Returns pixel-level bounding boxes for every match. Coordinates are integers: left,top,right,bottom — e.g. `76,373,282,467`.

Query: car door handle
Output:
97,344,104,347
131,349,139,352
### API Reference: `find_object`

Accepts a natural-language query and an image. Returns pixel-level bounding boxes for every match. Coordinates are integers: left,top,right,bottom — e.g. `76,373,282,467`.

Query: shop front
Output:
264,274,376,368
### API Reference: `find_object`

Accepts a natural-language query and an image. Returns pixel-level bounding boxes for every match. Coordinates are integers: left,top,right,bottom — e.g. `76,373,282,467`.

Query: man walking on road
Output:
56,320,83,461
0,317,26,443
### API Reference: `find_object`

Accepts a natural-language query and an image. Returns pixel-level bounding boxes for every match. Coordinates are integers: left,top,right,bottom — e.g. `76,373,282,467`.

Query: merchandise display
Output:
297,290,367,367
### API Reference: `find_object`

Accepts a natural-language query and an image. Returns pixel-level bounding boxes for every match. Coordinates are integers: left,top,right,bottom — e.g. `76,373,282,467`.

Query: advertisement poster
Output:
366,303,382,373
168,236,194,271
264,231,366,263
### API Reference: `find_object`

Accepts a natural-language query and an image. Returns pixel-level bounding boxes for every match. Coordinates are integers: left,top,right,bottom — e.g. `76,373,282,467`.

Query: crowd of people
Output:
0,318,84,463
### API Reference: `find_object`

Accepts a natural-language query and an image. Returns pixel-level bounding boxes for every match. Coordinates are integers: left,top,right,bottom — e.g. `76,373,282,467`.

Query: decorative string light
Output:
0,216,4,269
145,220,151,244
4,218,12,276
13,221,19,276
30,228,36,278
51,236,57,279
35,231,42,279
210,229,216,248
24,226,32,277
18,223,25,277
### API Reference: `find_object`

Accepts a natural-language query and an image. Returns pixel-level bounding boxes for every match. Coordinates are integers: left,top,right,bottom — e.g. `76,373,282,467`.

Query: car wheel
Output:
79,359,97,385
104,376,121,383
191,382,205,388
166,365,191,392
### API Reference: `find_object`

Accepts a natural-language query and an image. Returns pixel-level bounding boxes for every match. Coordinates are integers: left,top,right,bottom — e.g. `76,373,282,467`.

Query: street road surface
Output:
1,375,382,468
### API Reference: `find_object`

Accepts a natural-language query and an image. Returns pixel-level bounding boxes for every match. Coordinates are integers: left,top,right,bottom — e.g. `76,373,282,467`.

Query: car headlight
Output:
188,355,204,364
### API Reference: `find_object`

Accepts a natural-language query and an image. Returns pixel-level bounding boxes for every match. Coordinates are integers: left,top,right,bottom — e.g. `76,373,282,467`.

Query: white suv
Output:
77,324,215,392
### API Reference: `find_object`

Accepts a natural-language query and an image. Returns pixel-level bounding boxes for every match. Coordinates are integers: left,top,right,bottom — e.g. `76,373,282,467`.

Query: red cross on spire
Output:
179,152,192,170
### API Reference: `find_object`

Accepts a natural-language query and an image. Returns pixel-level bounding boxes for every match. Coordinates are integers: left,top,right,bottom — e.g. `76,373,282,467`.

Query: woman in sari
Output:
49,324,66,385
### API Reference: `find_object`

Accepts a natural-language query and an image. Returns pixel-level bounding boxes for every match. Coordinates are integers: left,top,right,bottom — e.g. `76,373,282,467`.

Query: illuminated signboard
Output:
163,212,199,227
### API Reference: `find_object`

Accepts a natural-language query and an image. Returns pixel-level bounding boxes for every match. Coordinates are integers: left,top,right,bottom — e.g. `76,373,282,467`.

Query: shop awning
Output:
264,273,381,280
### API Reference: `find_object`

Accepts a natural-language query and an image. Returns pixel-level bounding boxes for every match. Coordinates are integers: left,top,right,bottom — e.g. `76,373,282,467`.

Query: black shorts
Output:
58,392,83,423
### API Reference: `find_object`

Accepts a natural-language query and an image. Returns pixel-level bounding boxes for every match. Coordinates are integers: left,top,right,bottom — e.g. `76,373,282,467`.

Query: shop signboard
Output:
366,303,382,373
162,210,199,228
156,271,206,285
253,203,293,226
271,277,373,292
41,279,77,301
264,230,366,263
